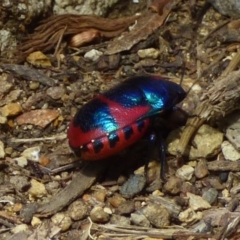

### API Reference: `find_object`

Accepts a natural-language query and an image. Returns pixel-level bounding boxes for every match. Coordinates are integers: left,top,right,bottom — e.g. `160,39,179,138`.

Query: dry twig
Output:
177,70,240,156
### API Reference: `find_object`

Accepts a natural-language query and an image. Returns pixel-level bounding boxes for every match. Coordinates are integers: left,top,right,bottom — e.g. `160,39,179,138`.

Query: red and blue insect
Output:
68,75,186,161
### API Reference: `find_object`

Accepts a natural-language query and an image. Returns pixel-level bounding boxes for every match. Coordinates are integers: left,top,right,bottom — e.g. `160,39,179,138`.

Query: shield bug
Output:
68,75,186,164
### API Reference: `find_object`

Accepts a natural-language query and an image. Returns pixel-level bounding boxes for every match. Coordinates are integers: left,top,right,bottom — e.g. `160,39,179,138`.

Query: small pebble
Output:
120,174,146,198
221,141,240,161
28,179,47,199
29,82,40,90
117,201,135,215
0,141,5,158
176,165,194,181
10,176,30,192
138,48,160,59
47,86,66,100
202,188,218,205
1,103,22,117
187,192,211,210
21,146,41,162
164,176,183,194
84,49,103,61
130,212,151,227
19,203,38,223
110,214,130,226
92,189,107,203
14,157,28,167
90,206,110,223
11,224,29,234
51,212,72,232
142,203,170,227
108,194,126,208
195,159,209,179
31,216,42,227
179,208,202,223
68,200,88,221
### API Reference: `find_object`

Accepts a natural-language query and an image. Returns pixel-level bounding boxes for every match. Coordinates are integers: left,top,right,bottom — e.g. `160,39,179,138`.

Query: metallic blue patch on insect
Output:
104,76,185,119
73,98,118,133
128,76,186,117
104,84,148,108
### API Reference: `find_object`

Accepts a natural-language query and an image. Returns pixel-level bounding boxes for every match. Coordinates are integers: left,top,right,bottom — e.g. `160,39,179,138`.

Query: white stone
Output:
84,49,103,61
221,141,240,161
176,165,194,181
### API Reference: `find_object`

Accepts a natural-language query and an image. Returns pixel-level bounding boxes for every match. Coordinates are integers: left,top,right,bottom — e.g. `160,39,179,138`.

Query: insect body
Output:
68,76,186,160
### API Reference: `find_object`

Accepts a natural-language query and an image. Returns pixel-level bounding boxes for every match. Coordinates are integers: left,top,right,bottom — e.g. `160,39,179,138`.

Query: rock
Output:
19,203,38,223
203,208,231,226
31,216,42,227
26,51,51,67
45,181,60,195
29,81,40,90
190,220,213,233
110,214,130,226
68,200,88,221
47,86,66,100
14,157,28,167
28,179,47,199
221,141,240,161
0,114,7,124
176,165,194,181
130,212,151,227
2,90,23,106
142,203,170,228
179,208,202,223
54,0,120,16
167,124,223,159
0,140,5,158
117,201,135,215
218,110,240,150
1,103,22,117
137,48,160,59
51,212,72,232
180,182,200,195
11,224,29,234
208,0,240,18
21,146,41,162
164,176,183,194
206,176,224,190
187,192,211,210
92,189,107,203
90,206,110,223
189,125,223,159
84,49,103,61
10,176,30,192
202,188,218,205
195,159,209,179
103,207,112,215
120,174,146,198
108,194,126,208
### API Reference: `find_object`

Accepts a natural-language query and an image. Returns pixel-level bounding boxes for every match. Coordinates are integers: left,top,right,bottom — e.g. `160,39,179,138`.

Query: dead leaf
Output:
16,109,59,128
105,0,181,55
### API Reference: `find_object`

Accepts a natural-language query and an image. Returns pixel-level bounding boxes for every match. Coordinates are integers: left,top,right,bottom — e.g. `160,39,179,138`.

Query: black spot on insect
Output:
82,144,89,152
123,126,134,140
136,120,145,132
93,139,104,153
108,132,120,148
